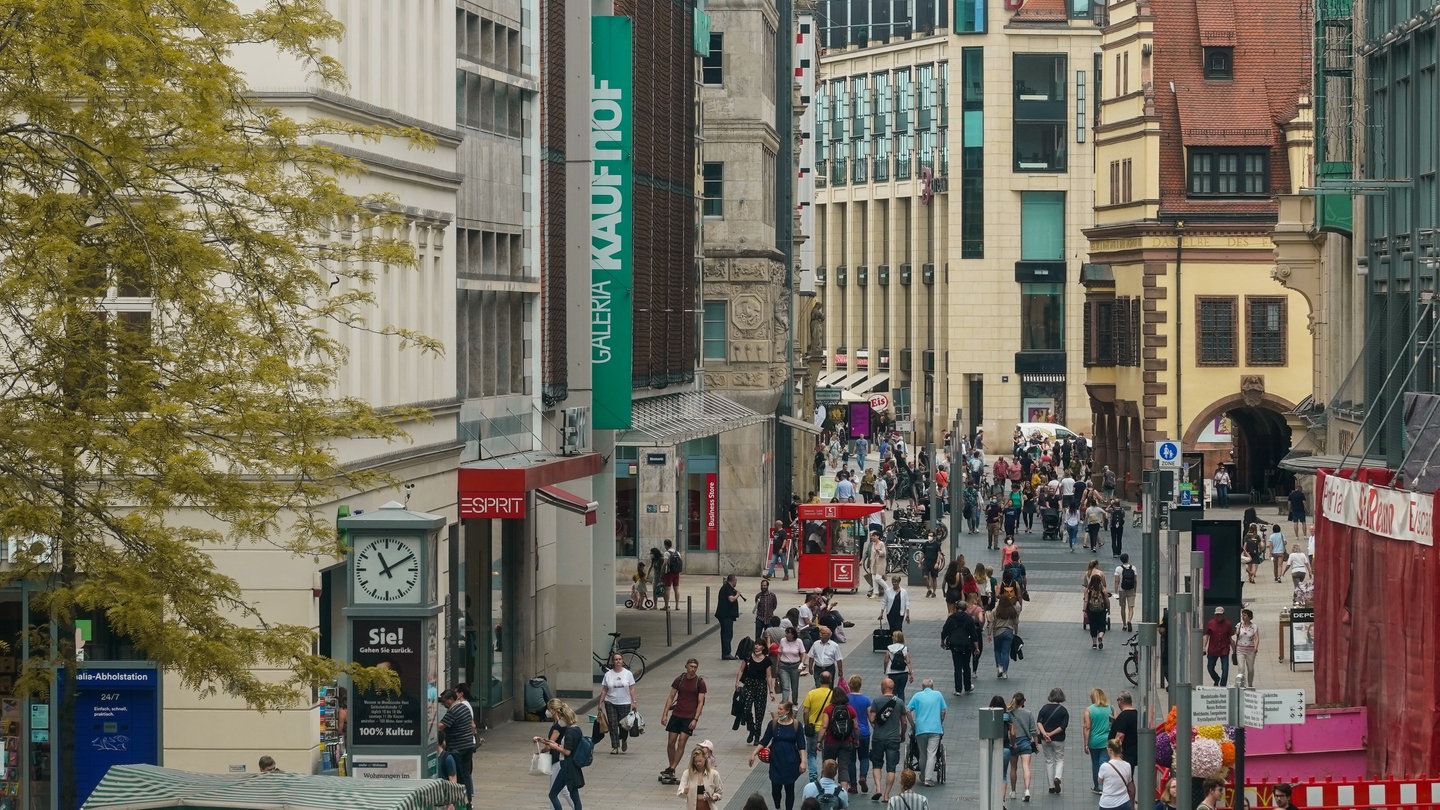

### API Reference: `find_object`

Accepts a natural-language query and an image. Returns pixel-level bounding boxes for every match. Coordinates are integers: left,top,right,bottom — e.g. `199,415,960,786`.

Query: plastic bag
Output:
625,709,645,736
530,742,553,776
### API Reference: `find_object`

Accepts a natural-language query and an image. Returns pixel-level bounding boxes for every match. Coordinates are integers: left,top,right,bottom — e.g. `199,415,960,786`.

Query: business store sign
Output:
1320,474,1435,546
70,667,161,806
351,618,424,746
591,16,634,429
705,473,719,551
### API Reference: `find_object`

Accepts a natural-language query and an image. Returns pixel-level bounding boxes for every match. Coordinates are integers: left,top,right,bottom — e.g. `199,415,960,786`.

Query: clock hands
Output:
379,551,417,580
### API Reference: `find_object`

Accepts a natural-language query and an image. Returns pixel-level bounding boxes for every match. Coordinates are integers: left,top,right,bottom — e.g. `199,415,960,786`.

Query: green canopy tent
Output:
82,764,466,810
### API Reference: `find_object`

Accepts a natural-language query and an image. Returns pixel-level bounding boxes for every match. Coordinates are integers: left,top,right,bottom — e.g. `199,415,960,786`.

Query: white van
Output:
1015,422,1080,442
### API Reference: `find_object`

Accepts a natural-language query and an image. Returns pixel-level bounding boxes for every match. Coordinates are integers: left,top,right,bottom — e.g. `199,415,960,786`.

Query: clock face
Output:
353,536,422,604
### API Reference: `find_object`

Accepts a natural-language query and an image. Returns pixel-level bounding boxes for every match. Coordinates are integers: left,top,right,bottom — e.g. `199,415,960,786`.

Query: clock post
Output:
340,500,446,779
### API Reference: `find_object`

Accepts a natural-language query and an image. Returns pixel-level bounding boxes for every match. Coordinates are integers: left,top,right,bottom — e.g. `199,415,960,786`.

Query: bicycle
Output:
1123,633,1139,686
594,631,647,682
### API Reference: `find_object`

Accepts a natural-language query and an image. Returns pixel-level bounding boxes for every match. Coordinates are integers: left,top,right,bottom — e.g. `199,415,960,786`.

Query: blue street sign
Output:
1157,440,1181,464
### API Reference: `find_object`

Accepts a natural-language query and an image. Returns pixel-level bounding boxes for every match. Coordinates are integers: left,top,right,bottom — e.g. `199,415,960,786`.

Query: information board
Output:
351,618,425,746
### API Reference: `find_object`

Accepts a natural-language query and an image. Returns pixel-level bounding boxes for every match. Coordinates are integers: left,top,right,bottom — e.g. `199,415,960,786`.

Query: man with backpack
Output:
941,604,982,695
662,539,683,610
802,759,850,808
867,677,909,803
1112,553,1138,633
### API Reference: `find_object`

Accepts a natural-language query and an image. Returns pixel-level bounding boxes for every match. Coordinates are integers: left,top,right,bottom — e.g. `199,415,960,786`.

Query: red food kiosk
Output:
796,502,884,593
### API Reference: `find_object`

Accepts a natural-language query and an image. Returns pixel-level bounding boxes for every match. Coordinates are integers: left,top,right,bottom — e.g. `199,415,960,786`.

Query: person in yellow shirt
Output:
802,672,840,783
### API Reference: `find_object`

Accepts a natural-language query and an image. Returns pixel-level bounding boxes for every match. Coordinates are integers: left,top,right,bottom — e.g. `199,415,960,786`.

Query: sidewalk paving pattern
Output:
474,502,1312,809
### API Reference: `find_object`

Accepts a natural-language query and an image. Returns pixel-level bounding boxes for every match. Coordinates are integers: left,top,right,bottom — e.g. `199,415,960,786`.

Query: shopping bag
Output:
530,742,553,776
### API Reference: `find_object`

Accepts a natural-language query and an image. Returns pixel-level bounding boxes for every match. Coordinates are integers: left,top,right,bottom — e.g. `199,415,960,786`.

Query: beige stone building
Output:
812,0,1104,453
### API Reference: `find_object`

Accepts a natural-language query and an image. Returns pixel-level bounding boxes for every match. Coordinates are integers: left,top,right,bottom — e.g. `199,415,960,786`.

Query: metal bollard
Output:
666,604,673,647
687,596,693,636
705,586,711,625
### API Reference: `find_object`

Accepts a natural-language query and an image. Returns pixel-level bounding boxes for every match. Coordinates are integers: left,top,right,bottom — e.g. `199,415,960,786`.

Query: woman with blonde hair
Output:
1082,688,1113,795
883,630,915,701
885,768,928,810
679,744,725,809
534,698,585,810
1005,692,1038,801
1095,738,1134,810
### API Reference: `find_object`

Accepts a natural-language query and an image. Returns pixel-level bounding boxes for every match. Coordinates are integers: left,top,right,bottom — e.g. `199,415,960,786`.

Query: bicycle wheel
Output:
1123,652,1139,686
887,547,907,574
932,523,949,544
620,649,647,682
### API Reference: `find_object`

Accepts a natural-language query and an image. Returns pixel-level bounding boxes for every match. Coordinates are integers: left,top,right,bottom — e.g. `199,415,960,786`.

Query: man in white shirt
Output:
1059,474,1077,508
807,625,845,688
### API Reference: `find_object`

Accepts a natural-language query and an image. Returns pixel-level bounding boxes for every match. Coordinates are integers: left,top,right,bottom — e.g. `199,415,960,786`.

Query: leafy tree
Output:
0,2,435,804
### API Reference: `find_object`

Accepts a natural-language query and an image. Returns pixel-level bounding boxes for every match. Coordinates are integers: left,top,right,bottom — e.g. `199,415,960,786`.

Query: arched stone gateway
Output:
1183,389,1300,505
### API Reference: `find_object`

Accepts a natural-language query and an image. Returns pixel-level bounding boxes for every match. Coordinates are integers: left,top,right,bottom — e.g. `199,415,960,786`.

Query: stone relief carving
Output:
731,371,766,387
732,294,766,333
1240,375,1265,408
730,340,770,363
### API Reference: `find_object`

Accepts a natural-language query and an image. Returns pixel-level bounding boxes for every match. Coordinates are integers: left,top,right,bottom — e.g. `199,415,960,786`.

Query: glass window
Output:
853,138,869,183
939,62,949,129
702,33,723,85
703,162,724,217
703,301,727,360
1188,148,1269,196
1205,47,1233,79
615,447,638,558
874,73,890,135
1013,54,1068,172
895,68,912,132
874,135,891,181
897,133,913,180
1020,191,1065,260
1020,283,1064,352
1197,297,1238,365
853,75,868,139
961,47,984,259
957,0,987,33
1247,297,1287,365
918,64,935,131
1070,0,1092,18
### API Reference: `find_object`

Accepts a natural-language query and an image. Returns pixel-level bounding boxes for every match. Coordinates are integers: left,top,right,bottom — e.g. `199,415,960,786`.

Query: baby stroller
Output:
906,734,947,783
1040,508,1062,542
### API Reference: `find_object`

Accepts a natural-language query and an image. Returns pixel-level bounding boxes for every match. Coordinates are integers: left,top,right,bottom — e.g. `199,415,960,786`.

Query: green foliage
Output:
0,1,436,710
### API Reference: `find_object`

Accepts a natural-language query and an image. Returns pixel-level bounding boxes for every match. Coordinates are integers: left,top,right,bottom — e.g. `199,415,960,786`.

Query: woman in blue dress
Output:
750,699,807,810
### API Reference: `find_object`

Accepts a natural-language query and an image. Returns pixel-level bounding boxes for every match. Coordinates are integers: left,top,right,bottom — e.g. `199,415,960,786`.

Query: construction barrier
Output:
1240,776,1440,810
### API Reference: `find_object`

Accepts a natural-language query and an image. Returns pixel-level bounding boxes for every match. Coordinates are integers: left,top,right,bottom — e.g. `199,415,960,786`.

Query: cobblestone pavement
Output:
476,502,1310,809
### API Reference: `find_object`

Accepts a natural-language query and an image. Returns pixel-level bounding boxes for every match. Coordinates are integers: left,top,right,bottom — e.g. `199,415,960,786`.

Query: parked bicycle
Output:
1123,633,1139,685
593,631,647,682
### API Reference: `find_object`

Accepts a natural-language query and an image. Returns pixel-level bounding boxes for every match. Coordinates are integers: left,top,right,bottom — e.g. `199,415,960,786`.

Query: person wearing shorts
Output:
658,659,707,784
1286,484,1308,541
662,539,682,609
867,677,908,802
1111,553,1138,633
1268,524,1287,582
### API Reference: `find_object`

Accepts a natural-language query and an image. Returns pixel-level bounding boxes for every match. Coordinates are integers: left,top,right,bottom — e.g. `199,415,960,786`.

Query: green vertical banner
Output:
591,16,634,429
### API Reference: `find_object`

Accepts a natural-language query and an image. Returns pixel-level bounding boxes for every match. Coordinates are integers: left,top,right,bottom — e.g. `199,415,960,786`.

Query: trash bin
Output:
906,541,927,587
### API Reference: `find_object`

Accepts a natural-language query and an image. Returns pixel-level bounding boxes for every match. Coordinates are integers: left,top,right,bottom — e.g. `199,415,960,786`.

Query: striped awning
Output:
1021,374,1066,383
616,390,768,446
82,764,466,810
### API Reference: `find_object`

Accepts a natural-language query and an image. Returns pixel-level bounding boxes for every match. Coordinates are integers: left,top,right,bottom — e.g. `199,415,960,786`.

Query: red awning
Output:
797,503,886,520
537,485,599,526
458,451,602,520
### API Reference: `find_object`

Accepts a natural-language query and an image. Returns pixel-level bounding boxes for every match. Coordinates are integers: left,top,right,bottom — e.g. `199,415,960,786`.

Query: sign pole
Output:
1173,591,1194,810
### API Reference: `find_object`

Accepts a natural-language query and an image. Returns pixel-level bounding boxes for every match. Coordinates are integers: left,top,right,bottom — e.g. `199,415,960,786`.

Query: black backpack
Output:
829,707,854,741
668,550,684,574
817,786,843,810
1120,565,1137,591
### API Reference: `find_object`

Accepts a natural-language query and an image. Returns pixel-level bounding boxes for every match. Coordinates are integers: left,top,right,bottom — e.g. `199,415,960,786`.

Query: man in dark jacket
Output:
715,575,742,659
940,608,981,695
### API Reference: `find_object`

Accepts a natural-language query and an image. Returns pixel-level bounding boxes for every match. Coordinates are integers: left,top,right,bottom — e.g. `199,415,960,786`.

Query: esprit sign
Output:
459,493,526,519
1320,475,1435,546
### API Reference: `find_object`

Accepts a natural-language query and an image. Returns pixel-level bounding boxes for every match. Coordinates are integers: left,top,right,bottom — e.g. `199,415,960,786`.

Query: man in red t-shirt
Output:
659,659,708,784
1202,607,1235,686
